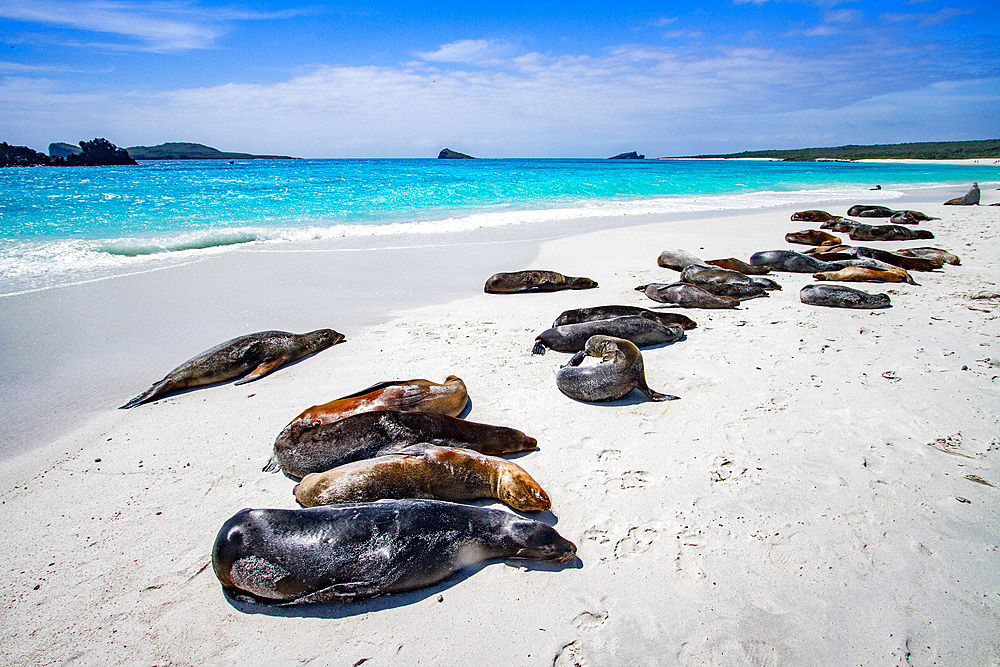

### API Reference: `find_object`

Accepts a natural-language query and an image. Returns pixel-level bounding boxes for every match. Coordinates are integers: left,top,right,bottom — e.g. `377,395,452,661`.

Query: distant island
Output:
125,142,294,160
1,138,136,168
609,151,645,160
438,148,475,159
679,139,1000,161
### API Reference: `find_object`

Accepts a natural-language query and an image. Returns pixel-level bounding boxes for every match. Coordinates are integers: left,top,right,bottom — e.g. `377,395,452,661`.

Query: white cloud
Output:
415,39,510,64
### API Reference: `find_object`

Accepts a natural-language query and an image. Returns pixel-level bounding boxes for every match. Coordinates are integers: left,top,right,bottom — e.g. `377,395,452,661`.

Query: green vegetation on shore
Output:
125,142,294,160
681,139,1000,161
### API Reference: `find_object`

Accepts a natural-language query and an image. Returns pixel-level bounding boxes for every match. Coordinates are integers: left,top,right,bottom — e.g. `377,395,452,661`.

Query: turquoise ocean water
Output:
1,158,997,295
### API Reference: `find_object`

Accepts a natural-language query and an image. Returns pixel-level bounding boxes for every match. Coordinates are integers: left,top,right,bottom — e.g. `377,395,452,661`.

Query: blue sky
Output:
1,0,997,157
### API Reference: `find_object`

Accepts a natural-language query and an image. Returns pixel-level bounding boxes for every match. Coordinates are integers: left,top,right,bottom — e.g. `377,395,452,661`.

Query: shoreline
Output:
1,183,998,663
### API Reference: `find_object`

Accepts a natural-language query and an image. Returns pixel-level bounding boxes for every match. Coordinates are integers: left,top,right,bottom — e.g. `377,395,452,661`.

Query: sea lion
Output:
944,183,980,206
828,258,897,271
799,284,891,309
848,246,942,271
679,265,770,298
784,230,842,246
705,258,771,275
293,443,551,512
279,376,468,434
847,205,896,218
847,224,934,242
748,276,782,290
556,335,677,402
484,270,597,294
749,250,840,273
813,266,916,284
552,305,697,330
657,249,704,271
896,247,960,266
120,329,345,409
532,316,684,355
636,283,739,308
820,219,859,232
889,210,936,224
212,499,576,605
791,210,840,223
685,280,769,300
266,410,537,479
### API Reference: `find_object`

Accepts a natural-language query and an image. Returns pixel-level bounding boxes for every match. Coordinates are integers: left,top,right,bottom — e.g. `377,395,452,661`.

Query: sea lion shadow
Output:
457,398,473,419
564,390,670,407
225,555,582,618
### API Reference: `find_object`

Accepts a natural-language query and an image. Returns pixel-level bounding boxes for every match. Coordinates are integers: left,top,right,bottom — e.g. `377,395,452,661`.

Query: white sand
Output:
2,186,999,664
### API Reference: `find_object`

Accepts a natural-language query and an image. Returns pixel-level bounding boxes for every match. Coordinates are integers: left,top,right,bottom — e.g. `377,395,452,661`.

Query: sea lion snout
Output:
498,469,551,512
507,521,577,563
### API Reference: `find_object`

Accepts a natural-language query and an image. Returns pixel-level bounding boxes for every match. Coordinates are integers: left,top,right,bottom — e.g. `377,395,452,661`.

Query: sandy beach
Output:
1,184,998,664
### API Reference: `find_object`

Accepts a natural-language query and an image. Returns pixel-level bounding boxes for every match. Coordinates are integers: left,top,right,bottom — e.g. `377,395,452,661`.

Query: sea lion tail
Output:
262,454,280,474
644,388,680,402
531,340,547,355
634,284,649,292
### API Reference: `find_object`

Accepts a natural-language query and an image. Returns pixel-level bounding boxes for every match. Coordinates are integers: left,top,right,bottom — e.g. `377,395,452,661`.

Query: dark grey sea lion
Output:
897,247,960,266
784,230,842,246
532,316,684,355
689,281,769,300
552,305,697,330
847,224,934,242
705,258,771,275
556,335,678,402
820,219,859,232
799,284,891,309
791,210,840,223
748,276,782,290
848,246,943,271
636,283,739,308
944,183,980,206
749,250,840,273
847,205,896,218
484,270,597,293
266,410,537,479
120,329,345,409
657,249,704,271
292,443,551,511
889,210,936,224
678,265,769,298
212,499,576,605
829,258,896,271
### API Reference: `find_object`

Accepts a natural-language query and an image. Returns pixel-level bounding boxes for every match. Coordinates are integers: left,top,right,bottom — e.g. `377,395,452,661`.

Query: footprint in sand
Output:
571,609,609,630
553,640,586,667
609,470,649,491
674,528,706,579
614,526,659,559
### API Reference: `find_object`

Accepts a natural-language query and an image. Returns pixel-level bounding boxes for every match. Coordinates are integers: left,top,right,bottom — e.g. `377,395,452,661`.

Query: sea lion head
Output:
502,518,577,563
304,328,346,351
496,466,551,512
569,276,599,289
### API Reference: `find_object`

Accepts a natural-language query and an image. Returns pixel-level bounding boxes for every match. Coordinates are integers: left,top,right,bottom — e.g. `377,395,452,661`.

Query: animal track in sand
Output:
710,456,746,483
614,526,659,559
572,609,609,630
553,640,586,667
610,470,649,490
597,449,621,463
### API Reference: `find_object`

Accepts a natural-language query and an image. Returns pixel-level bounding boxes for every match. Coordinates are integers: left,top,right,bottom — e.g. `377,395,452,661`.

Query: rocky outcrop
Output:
944,183,980,206
1,138,136,167
1,142,52,167
609,151,645,160
49,142,83,158
438,148,475,159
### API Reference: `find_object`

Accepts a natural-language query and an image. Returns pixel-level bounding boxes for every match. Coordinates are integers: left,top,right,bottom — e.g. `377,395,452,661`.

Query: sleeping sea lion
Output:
889,210,935,224
813,266,916,284
748,276,782,290
791,210,840,223
484,270,597,293
636,283,739,308
847,205,896,218
799,284,891,309
532,316,684,355
293,443,551,512
896,247,960,266
847,246,942,271
552,305,697,330
266,410,537,479
678,264,768,299
556,335,678,402
212,499,576,605
749,250,840,273
657,249,704,271
279,376,468,434
820,219,859,232
847,224,934,242
944,183,979,206
120,329,345,409
784,230,842,246
705,258,771,275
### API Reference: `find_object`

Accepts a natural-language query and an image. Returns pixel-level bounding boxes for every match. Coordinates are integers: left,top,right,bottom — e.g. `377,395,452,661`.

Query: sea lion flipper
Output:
119,378,170,409
280,581,381,605
564,351,586,368
234,356,286,385
643,388,680,402
332,379,409,401
262,454,280,473
531,340,547,355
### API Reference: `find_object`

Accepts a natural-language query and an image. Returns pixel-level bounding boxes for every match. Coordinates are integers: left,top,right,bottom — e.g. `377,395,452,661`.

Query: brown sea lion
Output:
944,183,980,205
657,249,704,271
791,210,840,222
804,244,852,256
813,266,916,284
847,224,934,242
556,335,677,402
266,410,537,479
896,247,960,266
212,499,576,605
484,270,597,293
705,257,771,275
636,283,739,308
800,284,890,309
785,229,842,246
847,205,896,218
293,443,551,512
120,329,345,409
532,316,685,355
552,305,697,330
279,376,468,435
